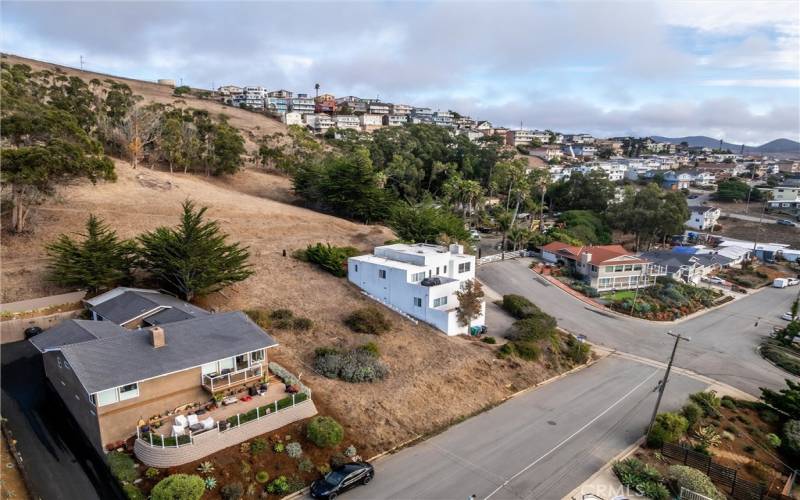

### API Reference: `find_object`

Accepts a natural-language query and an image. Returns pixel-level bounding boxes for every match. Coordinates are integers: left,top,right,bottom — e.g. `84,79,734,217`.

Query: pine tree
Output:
138,199,253,300
46,214,136,292
456,279,485,334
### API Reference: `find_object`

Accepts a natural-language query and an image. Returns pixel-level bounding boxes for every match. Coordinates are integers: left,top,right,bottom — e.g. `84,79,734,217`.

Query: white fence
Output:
477,250,533,266
680,487,712,500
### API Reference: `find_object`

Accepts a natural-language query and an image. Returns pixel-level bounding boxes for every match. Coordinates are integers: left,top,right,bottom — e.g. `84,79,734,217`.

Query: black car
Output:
310,462,374,499
24,326,43,339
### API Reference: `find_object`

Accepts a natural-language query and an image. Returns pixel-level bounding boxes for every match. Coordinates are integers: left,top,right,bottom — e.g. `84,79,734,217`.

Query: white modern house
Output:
347,243,485,336
686,206,721,231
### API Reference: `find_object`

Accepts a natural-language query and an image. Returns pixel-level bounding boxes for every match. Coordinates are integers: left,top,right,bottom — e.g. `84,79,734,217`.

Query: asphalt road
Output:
339,356,706,500
478,258,793,395
1,341,123,500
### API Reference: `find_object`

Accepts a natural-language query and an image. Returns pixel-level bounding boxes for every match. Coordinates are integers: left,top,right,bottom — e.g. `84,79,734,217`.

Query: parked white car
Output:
704,276,725,285
469,229,481,240
788,278,800,286
781,312,797,321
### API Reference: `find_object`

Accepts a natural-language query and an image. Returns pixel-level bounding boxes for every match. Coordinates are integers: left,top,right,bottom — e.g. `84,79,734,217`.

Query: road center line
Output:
483,368,661,500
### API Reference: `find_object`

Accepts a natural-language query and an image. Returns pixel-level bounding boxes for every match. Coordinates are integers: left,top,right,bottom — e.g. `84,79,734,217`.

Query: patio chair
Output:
201,417,215,430
174,414,189,427
187,414,199,426
171,424,185,437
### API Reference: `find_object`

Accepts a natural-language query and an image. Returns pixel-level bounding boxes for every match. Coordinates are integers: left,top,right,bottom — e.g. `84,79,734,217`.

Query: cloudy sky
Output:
3,1,799,144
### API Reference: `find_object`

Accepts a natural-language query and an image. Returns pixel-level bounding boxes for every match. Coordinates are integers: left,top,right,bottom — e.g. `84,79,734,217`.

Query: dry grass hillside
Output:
1,160,573,455
1,53,287,152
1,54,577,456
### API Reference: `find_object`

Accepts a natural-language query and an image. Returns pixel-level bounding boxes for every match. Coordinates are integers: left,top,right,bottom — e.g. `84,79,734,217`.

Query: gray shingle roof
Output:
30,320,127,352
89,290,208,325
639,251,732,274
57,312,277,394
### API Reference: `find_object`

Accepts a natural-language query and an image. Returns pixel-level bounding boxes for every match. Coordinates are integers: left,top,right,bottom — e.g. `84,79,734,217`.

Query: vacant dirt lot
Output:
716,216,800,248
1,161,575,456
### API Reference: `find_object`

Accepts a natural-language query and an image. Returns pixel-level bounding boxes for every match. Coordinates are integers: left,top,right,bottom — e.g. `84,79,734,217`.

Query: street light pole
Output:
646,331,690,437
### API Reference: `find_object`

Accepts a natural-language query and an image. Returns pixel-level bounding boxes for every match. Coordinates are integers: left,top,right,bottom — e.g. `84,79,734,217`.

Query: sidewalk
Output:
562,439,641,500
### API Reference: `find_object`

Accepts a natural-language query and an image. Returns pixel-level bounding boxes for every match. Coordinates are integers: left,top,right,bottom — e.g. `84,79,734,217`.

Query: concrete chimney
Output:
150,326,166,348
449,243,463,255
580,252,592,265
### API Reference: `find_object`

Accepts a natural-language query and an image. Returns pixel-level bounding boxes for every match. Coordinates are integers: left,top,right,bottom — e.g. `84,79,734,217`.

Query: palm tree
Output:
314,83,320,99
496,211,513,252
507,227,532,251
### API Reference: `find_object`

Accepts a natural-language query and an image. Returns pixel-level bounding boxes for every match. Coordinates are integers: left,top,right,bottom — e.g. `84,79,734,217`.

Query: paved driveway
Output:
1,341,123,500
478,259,792,395
337,355,706,500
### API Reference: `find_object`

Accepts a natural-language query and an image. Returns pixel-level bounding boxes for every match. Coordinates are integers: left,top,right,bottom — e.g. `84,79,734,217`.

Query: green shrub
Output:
300,243,358,277
270,309,294,320
758,408,780,425
498,342,516,359
244,309,270,329
307,416,344,448
720,396,737,410
766,433,782,448
639,481,670,500
298,458,314,472
220,482,243,500
107,451,138,483
250,438,268,455
681,402,702,428
514,341,541,361
273,442,285,453
266,475,290,494
286,441,303,459
313,345,389,383
501,294,541,319
151,474,205,500
358,341,380,357
344,307,391,334
255,470,269,483
145,467,160,480
647,412,689,448
123,483,145,500
784,420,800,457
481,337,496,344
564,337,590,364
668,465,724,499
506,314,557,342
292,317,313,331
689,391,721,416
612,458,666,499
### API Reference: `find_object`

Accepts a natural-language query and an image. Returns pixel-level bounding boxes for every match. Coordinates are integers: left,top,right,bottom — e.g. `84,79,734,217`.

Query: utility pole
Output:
80,55,85,71
646,331,690,437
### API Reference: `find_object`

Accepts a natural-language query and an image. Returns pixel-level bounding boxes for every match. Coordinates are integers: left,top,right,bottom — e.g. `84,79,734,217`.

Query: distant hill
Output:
650,135,800,154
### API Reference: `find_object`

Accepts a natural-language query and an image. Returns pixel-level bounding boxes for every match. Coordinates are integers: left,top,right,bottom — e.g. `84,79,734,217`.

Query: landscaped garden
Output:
603,277,724,321
496,294,592,366
718,262,784,289
110,414,356,500
613,381,800,499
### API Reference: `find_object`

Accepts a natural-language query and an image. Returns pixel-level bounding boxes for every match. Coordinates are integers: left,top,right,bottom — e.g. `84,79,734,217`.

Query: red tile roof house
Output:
540,242,667,293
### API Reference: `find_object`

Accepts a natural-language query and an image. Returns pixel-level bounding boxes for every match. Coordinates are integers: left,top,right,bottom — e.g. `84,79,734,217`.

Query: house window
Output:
433,297,448,307
378,269,387,279
57,357,62,369
96,388,119,407
64,360,71,370
413,297,422,307
590,265,598,272
614,265,624,272
201,362,218,375
250,349,264,364
599,277,612,288
118,383,139,401
605,266,614,273
218,357,235,372
458,262,471,273
235,354,250,371
443,265,447,273
354,264,359,272
411,272,425,282
436,267,440,275
633,265,642,271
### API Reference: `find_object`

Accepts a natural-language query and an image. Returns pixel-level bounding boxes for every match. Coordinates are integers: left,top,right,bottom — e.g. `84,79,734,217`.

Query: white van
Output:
773,278,789,288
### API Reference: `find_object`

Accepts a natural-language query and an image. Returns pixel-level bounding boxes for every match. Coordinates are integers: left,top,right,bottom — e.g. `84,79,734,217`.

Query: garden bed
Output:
760,339,800,376
718,264,784,289
625,391,796,499
604,278,723,321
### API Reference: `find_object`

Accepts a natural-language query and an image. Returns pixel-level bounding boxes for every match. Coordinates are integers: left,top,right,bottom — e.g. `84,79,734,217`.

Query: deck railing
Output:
202,365,263,391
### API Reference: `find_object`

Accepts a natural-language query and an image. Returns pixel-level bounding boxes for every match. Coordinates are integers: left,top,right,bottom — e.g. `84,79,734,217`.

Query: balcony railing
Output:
202,365,263,391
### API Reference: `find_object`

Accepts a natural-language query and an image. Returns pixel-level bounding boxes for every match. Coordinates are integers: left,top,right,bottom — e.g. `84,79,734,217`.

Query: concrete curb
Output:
562,437,644,500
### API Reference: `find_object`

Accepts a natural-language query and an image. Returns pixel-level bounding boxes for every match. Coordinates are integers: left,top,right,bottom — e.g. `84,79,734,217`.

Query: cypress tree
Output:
46,214,136,292
138,199,253,300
